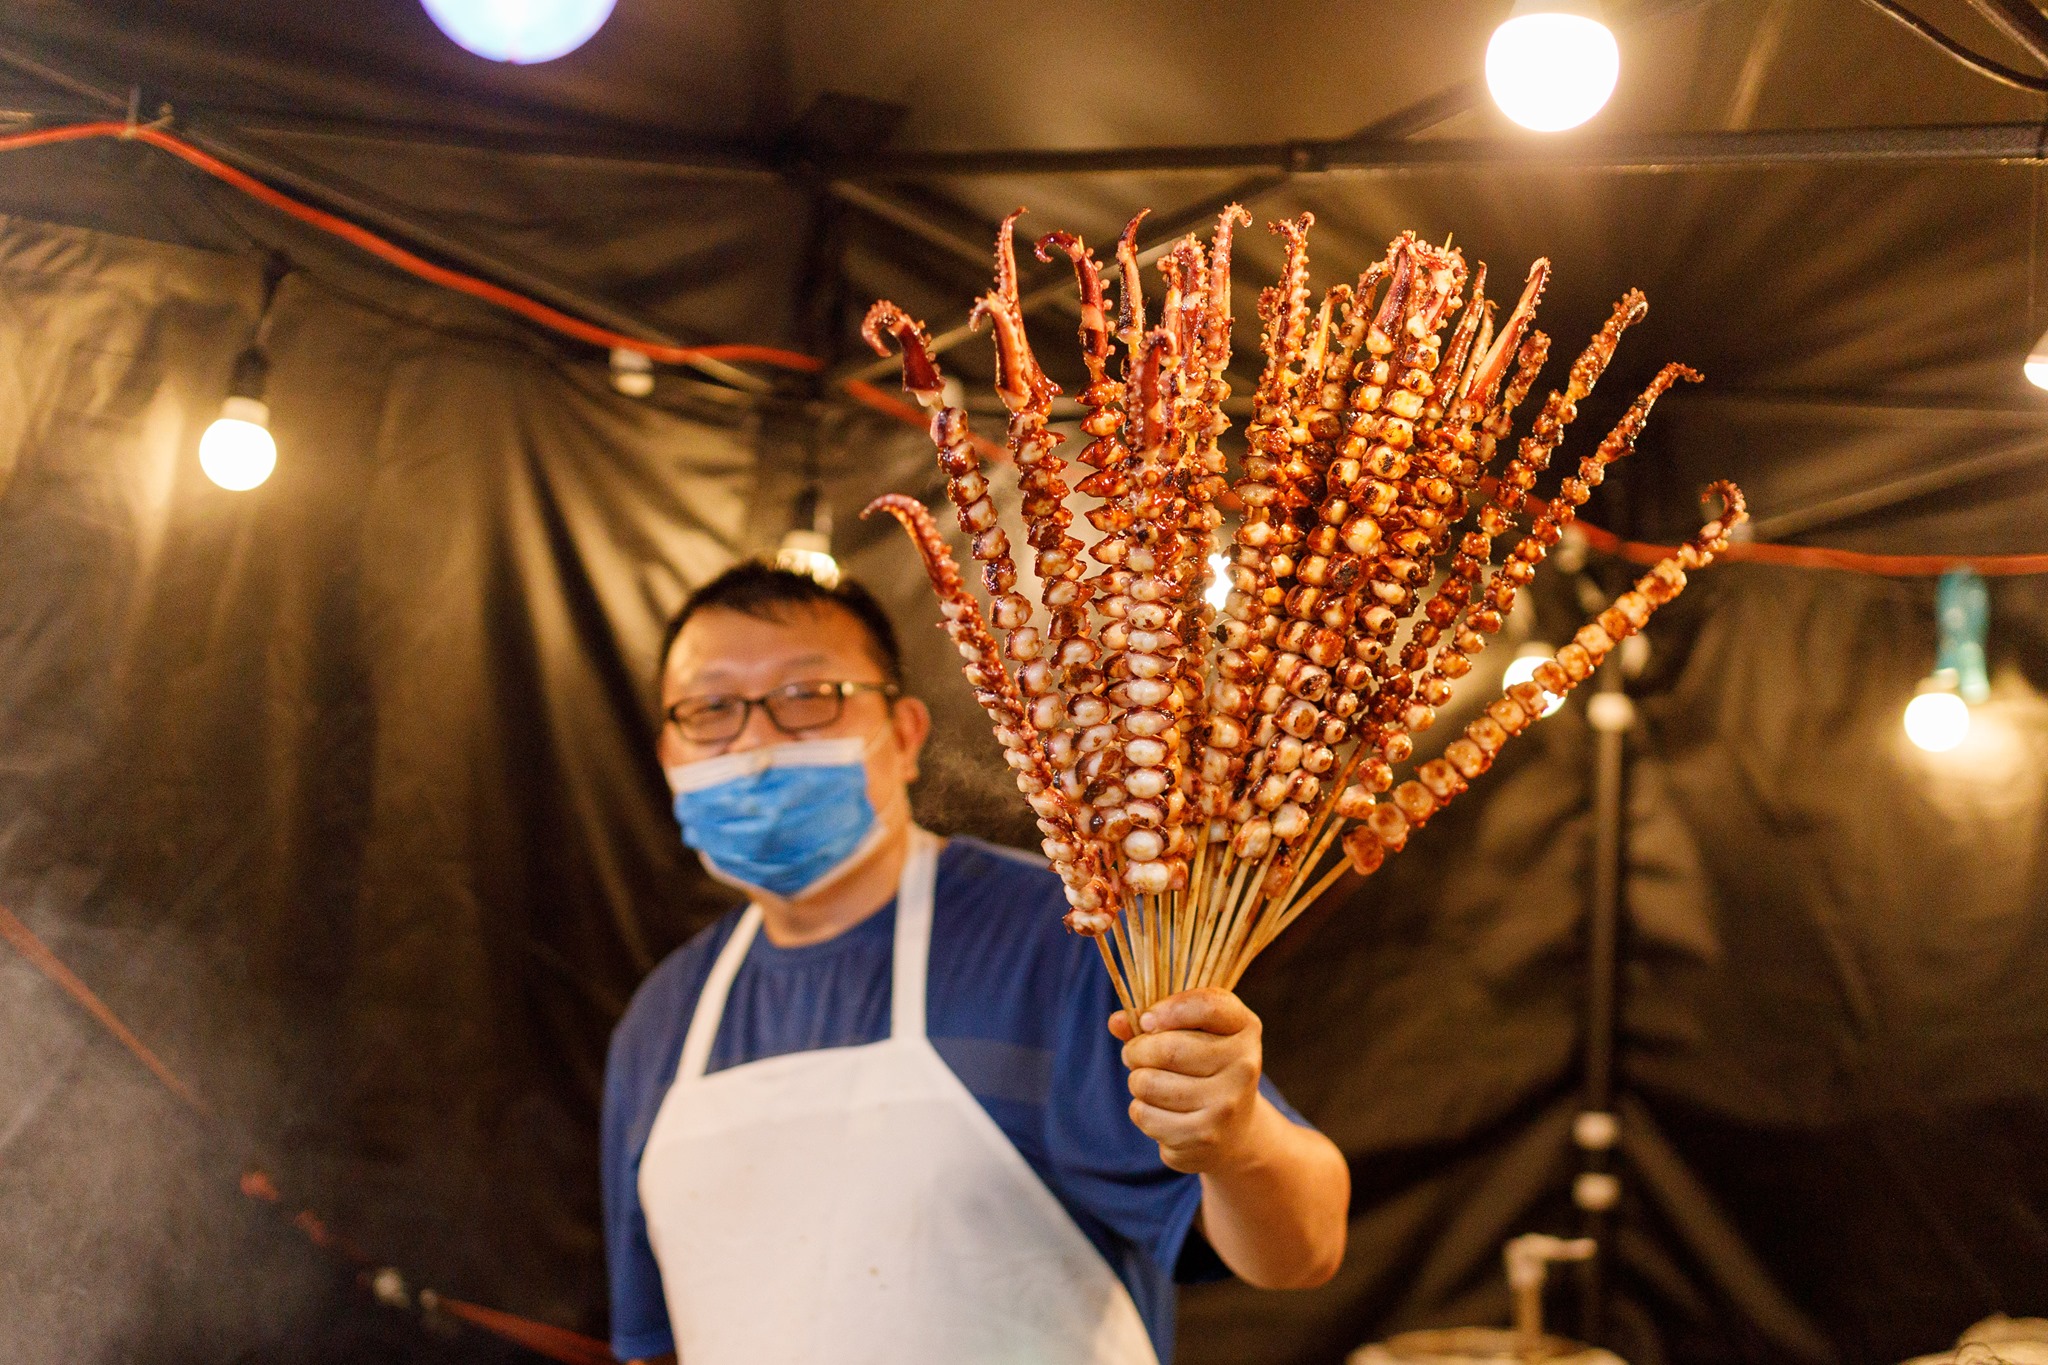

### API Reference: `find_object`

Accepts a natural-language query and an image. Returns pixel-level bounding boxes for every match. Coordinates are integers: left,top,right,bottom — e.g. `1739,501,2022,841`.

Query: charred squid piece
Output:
1425,261,1487,426
864,299,1031,654
1233,237,1451,848
1294,236,1467,773
1034,229,1121,805
1102,327,1193,896
1111,210,1153,451
1407,361,1700,736
1170,207,1251,823
1152,236,1218,824
1207,214,1317,827
1038,229,1112,383
978,214,1111,896
1478,363,1701,632
1265,214,1318,393
972,213,1087,720
1401,320,1554,685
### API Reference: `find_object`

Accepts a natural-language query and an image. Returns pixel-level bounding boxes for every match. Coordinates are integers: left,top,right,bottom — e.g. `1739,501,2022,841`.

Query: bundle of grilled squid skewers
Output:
861,206,1746,1022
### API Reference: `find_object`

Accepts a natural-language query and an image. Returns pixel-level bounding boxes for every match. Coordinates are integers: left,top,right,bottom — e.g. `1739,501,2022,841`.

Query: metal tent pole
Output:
1573,657,1634,1344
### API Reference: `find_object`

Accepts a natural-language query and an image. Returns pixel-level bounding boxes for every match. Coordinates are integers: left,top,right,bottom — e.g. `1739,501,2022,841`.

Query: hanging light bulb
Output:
1503,642,1568,717
1204,553,1232,611
776,483,840,587
419,0,617,63
2025,328,2048,391
1905,568,1991,753
1486,0,1621,132
199,347,277,491
1904,676,1971,752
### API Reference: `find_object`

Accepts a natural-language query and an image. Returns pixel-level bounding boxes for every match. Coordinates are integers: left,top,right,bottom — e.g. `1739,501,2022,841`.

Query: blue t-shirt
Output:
601,836,1309,1364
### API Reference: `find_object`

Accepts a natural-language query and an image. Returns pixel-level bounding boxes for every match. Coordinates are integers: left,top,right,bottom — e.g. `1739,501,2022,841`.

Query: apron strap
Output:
890,827,941,1043
677,904,762,1083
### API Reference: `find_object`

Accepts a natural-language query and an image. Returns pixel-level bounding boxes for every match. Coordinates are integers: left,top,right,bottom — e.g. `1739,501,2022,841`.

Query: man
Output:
603,562,1348,1365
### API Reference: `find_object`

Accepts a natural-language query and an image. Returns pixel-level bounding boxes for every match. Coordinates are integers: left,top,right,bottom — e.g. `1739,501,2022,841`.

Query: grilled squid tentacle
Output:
1335,482,1749,878
863,495,1117,932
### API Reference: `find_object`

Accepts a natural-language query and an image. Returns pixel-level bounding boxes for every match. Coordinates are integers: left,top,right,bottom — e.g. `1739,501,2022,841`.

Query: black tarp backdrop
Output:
0,2,2046,1363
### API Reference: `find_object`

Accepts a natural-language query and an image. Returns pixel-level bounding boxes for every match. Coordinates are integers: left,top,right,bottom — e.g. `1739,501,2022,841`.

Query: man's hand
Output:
1109,987,1265,1174
1110,987,1350,1290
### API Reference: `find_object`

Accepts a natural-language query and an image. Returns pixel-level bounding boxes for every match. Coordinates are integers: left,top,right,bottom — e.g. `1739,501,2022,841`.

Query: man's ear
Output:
891,696,932,785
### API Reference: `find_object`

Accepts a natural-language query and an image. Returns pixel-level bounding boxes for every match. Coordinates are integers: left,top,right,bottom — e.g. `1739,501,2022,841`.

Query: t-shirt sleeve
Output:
602,1004,677,1363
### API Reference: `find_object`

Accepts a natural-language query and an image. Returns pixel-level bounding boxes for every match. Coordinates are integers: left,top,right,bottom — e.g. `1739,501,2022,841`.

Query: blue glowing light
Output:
419,0,617,64
1936,567,1990,705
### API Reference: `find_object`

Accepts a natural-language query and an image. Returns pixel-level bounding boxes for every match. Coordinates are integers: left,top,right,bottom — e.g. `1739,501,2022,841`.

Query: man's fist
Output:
1108,988,1265,1174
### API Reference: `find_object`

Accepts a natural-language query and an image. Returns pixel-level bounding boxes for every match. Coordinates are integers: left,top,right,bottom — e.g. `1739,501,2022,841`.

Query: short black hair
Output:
658,561,905,696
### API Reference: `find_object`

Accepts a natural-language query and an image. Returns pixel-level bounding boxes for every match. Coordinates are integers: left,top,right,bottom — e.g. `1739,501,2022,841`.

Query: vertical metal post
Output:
1574,659,1633,1344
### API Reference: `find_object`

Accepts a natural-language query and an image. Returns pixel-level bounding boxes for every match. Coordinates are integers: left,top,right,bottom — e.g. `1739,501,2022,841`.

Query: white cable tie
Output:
1587,690,1635,734
1573,1110,1620,1150
1574,1171,1622,1211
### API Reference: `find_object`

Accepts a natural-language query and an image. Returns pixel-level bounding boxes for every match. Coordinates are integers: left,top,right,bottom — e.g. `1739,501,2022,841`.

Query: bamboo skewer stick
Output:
1179,855,1236,1002
1194,853,1265,996
1096,934,1138,1022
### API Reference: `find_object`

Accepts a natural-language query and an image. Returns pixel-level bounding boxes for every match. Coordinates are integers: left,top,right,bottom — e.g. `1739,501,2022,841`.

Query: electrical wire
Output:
2,116,2044,573
0,899,613,1365
1579,521,2048,575
0,119,997,451
1492,483,2048,575
1855,0,2048,93
0,120,826,374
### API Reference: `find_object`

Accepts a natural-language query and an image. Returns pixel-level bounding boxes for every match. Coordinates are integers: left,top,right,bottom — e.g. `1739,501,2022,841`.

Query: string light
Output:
1503,642,1568,716
200,347,276,491
419,0,617,64
1935,567,1991,703
776,483,840,587
609,347,654,397
1906,568,1990,752
1486,0,1621,132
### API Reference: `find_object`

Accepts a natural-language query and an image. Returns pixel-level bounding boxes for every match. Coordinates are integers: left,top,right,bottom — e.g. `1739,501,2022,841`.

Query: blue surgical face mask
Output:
665,734,893,900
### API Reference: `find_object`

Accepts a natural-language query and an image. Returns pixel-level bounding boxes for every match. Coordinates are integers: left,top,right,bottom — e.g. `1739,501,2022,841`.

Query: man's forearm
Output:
1198,1096,1349,1289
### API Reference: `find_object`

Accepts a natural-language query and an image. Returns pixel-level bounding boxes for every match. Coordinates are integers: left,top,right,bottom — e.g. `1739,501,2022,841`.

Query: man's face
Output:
658,602,930,805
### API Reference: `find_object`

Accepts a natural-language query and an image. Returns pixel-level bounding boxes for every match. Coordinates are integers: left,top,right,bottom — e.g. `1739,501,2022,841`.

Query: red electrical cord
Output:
0,898,617,1364
1489,484,2048,577
0,120,1012,460
0,121,823,373
4,119,2046,570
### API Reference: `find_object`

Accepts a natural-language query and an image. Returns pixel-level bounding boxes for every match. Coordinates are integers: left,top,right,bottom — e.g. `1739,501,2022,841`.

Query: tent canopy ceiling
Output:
1,0,2045,542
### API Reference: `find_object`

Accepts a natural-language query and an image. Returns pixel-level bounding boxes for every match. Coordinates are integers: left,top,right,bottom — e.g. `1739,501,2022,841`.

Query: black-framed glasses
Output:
665,680,900,746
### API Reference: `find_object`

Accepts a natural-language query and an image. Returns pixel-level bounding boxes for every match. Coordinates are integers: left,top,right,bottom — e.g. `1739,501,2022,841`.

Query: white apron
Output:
637,827,1161,1365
